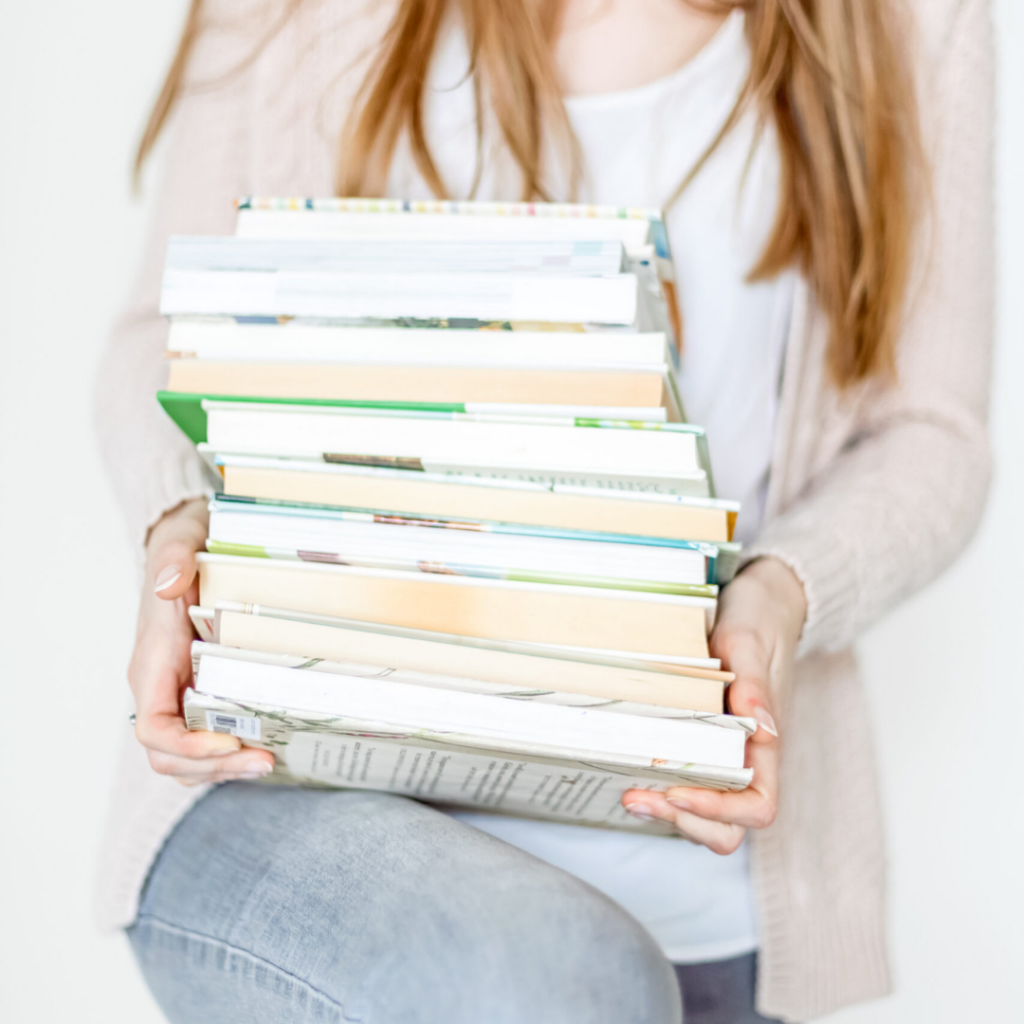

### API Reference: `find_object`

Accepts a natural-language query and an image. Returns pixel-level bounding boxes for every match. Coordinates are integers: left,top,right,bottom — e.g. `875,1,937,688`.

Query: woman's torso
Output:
385,9,794,962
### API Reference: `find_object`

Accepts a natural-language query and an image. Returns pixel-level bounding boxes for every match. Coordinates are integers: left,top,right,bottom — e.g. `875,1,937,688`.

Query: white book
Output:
166,320,670,371
184,654,752,832
206,498,715,588
185,688,751,834
202,401,709,494
160,269,639,325
192,651,751,766
166,237,626,276
190,642,733,720
235,201,657,257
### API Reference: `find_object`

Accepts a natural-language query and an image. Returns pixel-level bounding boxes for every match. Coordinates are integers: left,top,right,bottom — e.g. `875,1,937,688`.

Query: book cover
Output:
184,687,750,835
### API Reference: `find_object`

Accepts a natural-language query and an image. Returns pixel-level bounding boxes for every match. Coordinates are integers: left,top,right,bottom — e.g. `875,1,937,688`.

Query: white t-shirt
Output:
388,10,793,963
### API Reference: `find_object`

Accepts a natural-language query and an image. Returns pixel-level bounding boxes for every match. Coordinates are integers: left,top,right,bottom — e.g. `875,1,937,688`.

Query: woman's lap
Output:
129,782,682,1024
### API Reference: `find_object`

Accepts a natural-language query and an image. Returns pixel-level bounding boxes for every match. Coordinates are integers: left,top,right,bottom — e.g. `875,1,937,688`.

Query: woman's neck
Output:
555,0,730,97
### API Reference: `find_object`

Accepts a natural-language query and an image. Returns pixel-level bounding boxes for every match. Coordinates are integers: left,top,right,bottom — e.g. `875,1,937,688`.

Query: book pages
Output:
184,689,752,834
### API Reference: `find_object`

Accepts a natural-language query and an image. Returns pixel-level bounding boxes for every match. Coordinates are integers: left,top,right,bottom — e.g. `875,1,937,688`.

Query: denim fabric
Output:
128,783,682,1024
675,955,780,1024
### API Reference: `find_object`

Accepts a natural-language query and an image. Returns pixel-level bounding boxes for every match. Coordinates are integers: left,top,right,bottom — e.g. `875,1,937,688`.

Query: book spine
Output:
209,494,717,552
236,196,662,223
204,539,718,595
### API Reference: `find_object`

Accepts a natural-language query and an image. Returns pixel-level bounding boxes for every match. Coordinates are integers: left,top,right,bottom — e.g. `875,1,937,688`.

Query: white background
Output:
0,3,1020,1021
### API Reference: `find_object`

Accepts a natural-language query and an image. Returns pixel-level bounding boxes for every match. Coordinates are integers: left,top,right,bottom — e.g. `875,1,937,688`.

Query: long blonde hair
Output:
137,0,921,387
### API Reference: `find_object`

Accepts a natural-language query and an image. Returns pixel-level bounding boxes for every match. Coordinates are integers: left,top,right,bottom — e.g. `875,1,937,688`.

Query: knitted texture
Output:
93,2,994,1019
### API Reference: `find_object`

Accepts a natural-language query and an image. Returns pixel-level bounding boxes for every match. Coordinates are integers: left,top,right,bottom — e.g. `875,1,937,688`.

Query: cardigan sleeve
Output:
743,0,995,655
93,4,270,551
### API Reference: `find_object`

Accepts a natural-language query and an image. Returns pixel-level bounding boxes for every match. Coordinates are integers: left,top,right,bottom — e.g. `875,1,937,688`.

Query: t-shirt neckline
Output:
562,9,745,112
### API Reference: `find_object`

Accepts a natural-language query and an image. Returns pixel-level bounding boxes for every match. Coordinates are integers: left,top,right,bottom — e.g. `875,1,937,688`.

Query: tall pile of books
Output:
160,197,752,834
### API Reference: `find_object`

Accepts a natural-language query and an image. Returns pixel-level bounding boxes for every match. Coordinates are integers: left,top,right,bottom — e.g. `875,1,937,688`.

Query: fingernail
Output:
753,706,779,737
245,761,272,775
237,771,270,780
625,803,658,822
667,796,692,812
154,564,183,593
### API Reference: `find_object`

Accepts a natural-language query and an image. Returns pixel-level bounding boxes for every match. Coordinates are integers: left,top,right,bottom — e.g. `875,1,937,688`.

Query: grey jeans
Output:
128,784,773,1023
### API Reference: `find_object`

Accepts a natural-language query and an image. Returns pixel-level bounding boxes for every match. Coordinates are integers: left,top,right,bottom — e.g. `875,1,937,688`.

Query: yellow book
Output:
197,553,713,660
168,360,676,414
217,609,727,713
218,460,737,543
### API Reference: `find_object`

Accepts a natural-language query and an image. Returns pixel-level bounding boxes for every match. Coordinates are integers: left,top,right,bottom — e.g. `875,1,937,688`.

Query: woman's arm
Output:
129,497,275,782
96,5,280,781
746,0,995,656
623,0,994,846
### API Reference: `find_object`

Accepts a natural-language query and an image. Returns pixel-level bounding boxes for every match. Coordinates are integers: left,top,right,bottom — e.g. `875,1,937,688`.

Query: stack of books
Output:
160,197,751,835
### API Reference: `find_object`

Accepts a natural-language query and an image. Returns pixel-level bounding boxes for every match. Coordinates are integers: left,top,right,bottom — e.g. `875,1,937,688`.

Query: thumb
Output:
151,538,201,601
715,632,778,744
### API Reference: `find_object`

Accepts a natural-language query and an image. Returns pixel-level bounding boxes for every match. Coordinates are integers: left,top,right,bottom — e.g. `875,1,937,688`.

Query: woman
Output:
95,1,993,1021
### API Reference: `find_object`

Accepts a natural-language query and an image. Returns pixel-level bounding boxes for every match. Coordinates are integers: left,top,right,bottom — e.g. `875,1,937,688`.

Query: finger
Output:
619,662,780,833
714,632,778,743
148,746,275,781
151,540,200,601
664,807,746,855
728,682,779,743
622,791,747,854
136,711,242,759
626,737,779,830
659,780,776,830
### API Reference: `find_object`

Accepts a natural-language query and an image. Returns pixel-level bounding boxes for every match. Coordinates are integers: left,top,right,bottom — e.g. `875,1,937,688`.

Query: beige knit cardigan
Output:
93,1,994,1019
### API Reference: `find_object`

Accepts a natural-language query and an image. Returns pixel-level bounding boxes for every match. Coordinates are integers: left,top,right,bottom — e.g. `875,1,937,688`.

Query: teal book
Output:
209,493,739,584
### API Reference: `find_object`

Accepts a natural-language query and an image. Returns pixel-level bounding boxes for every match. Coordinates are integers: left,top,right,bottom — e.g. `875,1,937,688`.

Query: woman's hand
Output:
128,497,275,785
621,556,806,853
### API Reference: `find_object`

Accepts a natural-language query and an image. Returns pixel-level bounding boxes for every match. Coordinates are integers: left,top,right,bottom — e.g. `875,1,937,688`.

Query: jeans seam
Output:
133,912,358,1022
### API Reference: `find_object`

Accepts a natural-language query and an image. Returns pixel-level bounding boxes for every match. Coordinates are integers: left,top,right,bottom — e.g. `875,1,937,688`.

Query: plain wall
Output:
0,3,1020,1021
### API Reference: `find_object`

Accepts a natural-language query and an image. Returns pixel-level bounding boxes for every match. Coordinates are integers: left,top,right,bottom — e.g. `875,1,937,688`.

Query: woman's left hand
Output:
621,556,807,853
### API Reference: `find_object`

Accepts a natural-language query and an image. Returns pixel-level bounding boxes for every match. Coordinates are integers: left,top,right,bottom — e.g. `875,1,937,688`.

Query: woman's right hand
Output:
128,497,275,785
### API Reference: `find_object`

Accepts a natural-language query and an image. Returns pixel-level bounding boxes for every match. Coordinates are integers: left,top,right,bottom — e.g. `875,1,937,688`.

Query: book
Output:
204,606,729,711
184,398,712,495
186,685,750,832
161,268,640,325
183,650,753,832
196,552,715,660
165,236,627,275
165,360,678,417
235,198,663,258
190,647,745,761
166,321,672,370
191,642,730,719
205,494,730,590
214,454,739,543
190,648,748,761
190,600,728,673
